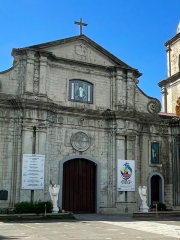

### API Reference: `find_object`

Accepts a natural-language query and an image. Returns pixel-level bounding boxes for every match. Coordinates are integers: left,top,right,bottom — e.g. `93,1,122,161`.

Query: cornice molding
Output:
164,32,180,47
158,72,180,87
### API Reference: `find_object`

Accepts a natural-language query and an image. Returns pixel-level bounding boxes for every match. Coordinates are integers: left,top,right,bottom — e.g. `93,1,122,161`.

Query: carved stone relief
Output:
18,58,26,94
0,109,9,118
57,116,64,124
64,130,73,147
147,100,161,114
33,62,40,93
46,111,57,126
75,44,88,56
70,131,90,152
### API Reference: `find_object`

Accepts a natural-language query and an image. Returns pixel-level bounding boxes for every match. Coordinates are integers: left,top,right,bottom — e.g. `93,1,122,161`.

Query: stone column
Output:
39,53,48,96
20,126,33,202
107,120,117,207
126,134,136,203
110,69,116,110
161,86,167,112
127,134,136,160
166,46,171,77
25,51,35,94
116,135,125,160
34,127,47,201
9,115,22,207
116,135,126,202
127,71,135,110
115,69,124,110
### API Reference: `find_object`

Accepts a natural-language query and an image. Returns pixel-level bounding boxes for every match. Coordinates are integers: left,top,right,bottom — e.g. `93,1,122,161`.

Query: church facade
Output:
0,32,176,213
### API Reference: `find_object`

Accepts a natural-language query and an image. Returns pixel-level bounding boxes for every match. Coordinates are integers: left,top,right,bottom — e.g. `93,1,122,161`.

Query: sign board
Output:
117,160,135,191
22,154,45,190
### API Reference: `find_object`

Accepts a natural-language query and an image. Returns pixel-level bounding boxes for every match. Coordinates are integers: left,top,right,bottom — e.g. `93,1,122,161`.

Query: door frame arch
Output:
148,172,164,206
58,155,101,213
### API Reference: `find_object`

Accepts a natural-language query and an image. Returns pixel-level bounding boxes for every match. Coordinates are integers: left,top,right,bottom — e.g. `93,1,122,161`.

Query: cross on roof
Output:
74,18,88,35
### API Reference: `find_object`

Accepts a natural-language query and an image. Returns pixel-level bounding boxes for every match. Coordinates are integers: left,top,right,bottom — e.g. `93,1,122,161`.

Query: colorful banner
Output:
22,154,45,190
117,160,135,191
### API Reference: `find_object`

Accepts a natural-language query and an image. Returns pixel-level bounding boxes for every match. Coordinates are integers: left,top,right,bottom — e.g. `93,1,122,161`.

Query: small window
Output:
69,80,93,104
151,142,160,164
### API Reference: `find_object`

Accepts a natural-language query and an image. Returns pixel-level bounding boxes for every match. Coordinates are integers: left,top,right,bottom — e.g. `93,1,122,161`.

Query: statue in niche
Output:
76,82,86,102
49,184,60,213
138,186,149,212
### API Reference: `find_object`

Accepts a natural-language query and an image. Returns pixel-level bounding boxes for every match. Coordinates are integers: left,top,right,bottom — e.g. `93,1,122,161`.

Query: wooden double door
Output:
62,158,96,213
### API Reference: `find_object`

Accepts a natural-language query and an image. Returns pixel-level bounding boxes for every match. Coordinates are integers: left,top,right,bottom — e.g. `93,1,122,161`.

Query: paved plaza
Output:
1,214,180,239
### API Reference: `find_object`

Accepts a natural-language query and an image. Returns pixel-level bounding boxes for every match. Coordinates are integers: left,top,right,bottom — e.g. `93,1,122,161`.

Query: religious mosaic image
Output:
151,142,159,164
69,80,93,104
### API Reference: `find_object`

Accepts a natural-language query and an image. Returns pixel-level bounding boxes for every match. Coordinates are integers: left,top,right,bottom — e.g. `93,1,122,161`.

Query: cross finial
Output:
74,18,88,35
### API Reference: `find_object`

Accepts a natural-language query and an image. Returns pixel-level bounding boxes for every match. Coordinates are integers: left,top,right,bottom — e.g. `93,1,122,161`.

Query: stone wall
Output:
166,79,180,113
169,40,180,76
0,36,174,213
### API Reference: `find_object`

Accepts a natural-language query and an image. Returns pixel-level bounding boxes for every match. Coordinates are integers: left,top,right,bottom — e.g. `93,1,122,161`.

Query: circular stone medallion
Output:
71,132,90,152
147,100,161,114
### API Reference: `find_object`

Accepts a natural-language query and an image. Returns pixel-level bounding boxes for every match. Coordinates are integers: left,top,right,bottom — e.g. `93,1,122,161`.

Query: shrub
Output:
14,202,34,214
44,201,53,213
14,201,53,214
0,208,9,214
34,201,53,214
157,202,167,211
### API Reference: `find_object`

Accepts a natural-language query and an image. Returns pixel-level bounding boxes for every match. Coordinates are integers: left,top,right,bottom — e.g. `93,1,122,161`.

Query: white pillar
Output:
161,86,167,112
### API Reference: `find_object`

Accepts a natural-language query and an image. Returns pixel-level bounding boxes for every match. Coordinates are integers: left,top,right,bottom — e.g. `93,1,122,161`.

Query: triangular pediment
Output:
22,35,139,73
42,40,116,67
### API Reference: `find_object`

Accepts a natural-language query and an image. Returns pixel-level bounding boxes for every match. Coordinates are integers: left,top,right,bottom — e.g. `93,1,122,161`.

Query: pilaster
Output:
20,126,33,202
21,127,33,155
161,86,167,112
25,51,35,94
107,119,116,207
127,71,135,110
115,69,126,110
116,135,126,202
127,134,136,160
110,70,116,110
116,135,125,159
126,134,136,203
39,53,48,96
166,45,171,77
34,127,47,201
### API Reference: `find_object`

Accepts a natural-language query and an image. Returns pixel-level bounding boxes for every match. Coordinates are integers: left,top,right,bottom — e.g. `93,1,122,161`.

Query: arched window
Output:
69,80,93,104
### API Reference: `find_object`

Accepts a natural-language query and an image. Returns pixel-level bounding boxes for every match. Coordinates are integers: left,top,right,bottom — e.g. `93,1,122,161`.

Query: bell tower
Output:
158,22,180,114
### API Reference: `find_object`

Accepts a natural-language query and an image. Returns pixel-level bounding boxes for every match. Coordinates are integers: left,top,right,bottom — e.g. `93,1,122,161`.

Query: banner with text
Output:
117,160,135,191
22,154,45,190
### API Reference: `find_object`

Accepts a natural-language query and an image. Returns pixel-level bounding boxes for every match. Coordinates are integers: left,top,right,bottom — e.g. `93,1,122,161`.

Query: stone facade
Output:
159,23,180,113
0,34,175,213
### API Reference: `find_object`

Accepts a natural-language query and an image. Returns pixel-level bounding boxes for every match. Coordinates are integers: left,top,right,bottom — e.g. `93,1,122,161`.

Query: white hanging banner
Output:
22,154,45,190
117,160,135,191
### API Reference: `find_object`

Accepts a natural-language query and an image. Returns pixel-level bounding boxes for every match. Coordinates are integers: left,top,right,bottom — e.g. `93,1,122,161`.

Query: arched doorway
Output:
151,175,160,203
62,158,96,213
58,155,101,213
148,172,164,206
